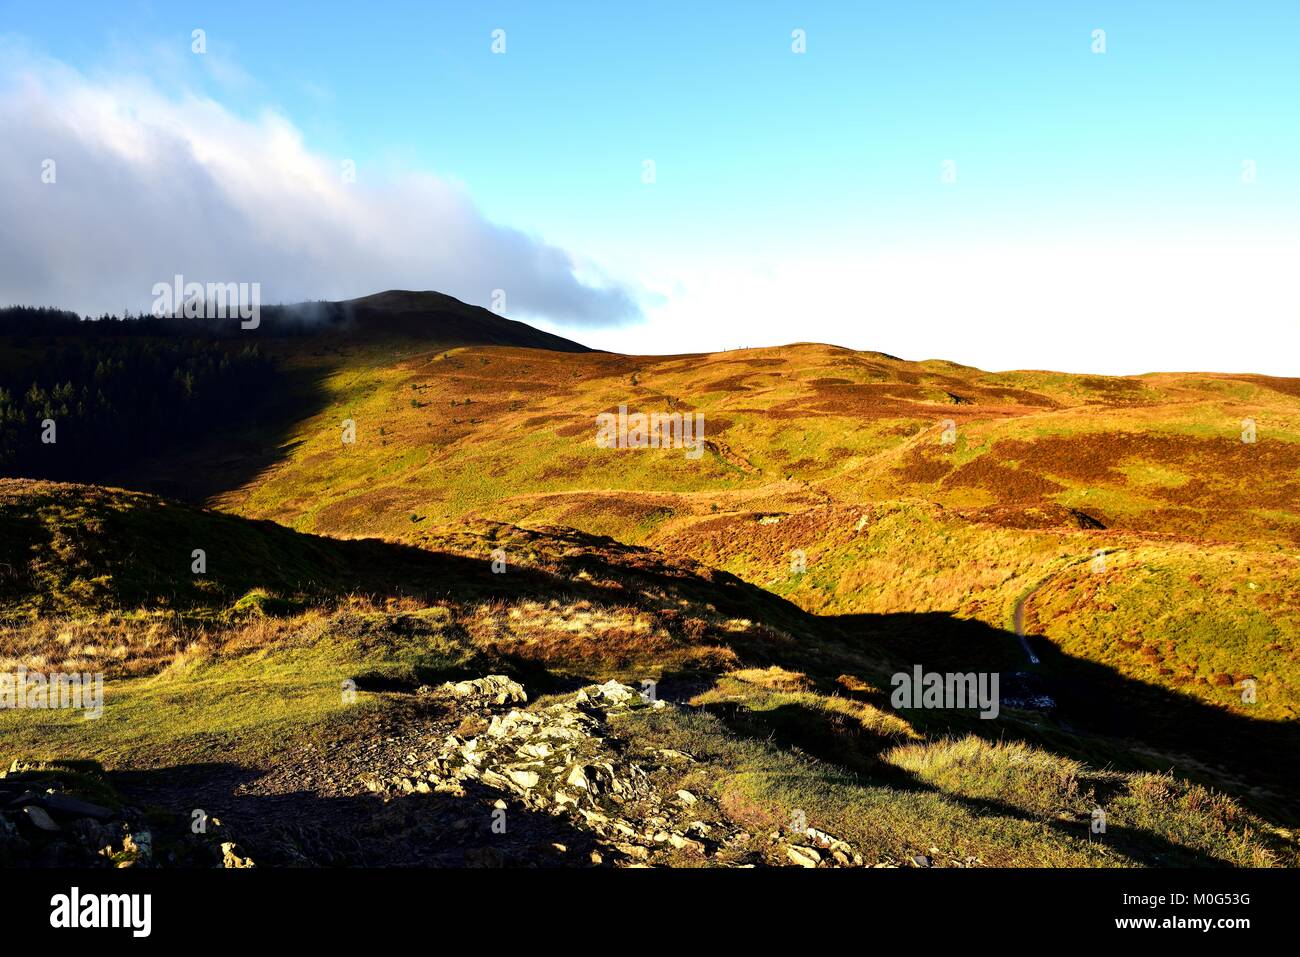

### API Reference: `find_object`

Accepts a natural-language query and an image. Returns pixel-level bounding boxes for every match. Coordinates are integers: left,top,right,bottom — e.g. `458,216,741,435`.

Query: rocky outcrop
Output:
0,759,250,868
433,675,529,707
3,679,879,868
361,676,867,867
423,679,659,813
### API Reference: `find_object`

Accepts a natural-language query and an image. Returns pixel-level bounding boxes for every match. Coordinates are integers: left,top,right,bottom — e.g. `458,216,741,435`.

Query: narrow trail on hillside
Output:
1014,561,1077,666
1011,553,1107,666
1008,598,1040,665
1012,589,1042,666
1003,583,1056,714
1007,552,1124,718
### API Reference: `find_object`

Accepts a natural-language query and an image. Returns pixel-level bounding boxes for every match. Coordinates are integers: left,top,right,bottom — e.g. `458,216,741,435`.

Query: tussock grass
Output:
620,706,1294,868
2,475,1295,867
885,736,1082,819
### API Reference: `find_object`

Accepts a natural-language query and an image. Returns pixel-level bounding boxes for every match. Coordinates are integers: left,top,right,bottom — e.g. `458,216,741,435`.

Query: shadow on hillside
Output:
111,363,332,502
364,530,1298,827
24,503,1293,833
105,760,613,868
823,609,1300,826
333,531,1298,828
693,697,1237,867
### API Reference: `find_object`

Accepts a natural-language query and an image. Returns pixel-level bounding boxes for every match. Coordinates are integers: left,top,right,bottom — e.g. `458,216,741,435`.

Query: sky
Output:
1,1,1297,374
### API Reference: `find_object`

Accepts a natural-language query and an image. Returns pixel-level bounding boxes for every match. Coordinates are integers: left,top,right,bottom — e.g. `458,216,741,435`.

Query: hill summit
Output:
271,290,592,351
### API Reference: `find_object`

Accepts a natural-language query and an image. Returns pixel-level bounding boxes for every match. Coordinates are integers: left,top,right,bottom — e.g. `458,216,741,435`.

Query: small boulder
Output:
221,842,256,869
21,805,60,833
786,845,821,868
38,793,115,821
445,676,527,706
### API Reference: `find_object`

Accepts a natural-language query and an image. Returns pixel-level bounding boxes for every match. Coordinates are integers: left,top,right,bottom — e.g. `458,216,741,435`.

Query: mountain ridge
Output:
0,290,594,354
302,289,594,352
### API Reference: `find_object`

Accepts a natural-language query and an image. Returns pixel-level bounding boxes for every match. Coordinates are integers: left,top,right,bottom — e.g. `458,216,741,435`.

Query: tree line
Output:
0,306,276,480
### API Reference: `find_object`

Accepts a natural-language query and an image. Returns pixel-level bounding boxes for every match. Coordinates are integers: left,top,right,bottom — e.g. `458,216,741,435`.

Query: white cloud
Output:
2,48,1293,375
579,238,1300,376
0,51,643,326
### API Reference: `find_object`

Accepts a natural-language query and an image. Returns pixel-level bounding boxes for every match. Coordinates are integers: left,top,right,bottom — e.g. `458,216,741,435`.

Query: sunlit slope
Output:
222,341,1300,546
647,499,1300,723
2,479,1293,866
0,479,812,682
199,340,1300,728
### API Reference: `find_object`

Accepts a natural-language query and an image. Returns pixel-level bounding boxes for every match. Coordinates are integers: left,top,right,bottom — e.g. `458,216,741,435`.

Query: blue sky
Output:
2,1,1297,372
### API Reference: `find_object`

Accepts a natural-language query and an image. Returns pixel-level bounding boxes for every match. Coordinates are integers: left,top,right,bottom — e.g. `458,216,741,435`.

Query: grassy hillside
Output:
203,341,1300,546
651,500,1300,724
4,309,1297,868
0,480,1294,867
138,337,1297,730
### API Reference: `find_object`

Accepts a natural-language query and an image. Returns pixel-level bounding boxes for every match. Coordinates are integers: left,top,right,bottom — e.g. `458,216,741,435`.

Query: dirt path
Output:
1011,554,1101,666
1012,585,1044,666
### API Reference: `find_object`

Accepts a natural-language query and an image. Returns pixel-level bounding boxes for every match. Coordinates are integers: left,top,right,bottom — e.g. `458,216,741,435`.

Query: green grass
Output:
2,475,1296,866
0,606,477,769
4,334,1299,868
617,702,1290,867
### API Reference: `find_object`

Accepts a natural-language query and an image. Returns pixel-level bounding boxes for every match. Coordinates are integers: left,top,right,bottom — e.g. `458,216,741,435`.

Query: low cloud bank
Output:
0,52,642,326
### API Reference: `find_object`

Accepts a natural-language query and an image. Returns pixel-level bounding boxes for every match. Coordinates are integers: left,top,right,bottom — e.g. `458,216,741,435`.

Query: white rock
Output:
786,845,821,868
507,769,540,789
